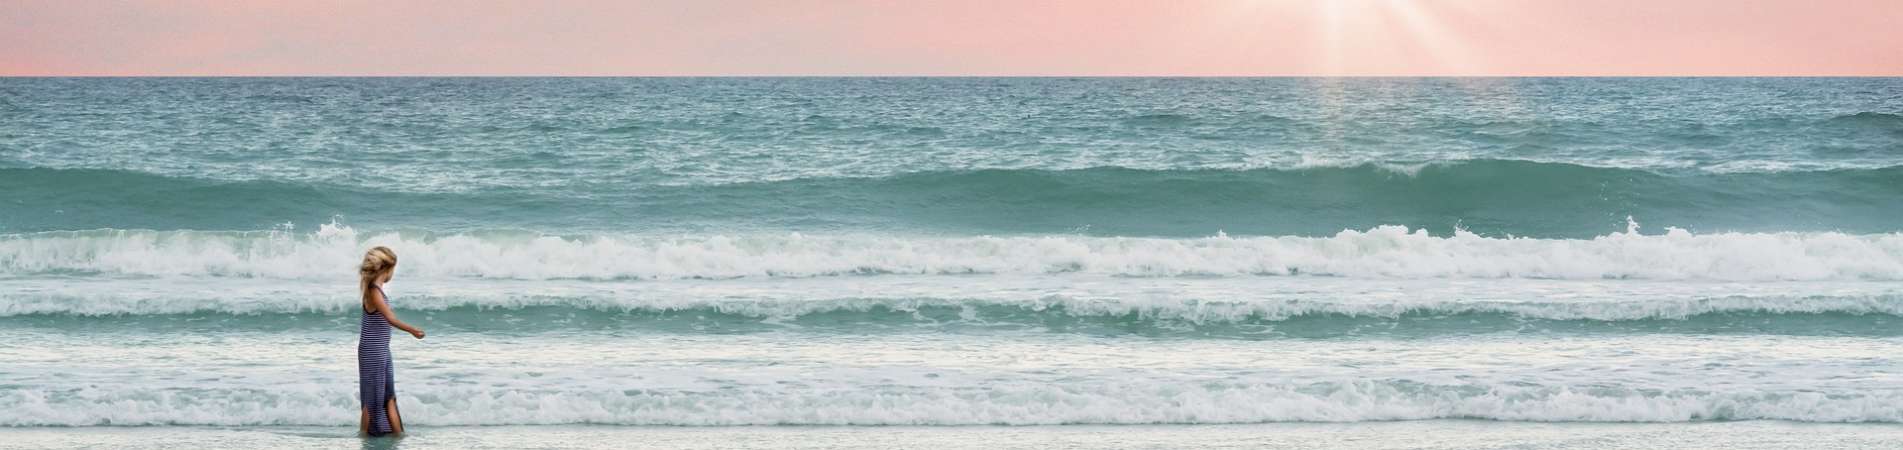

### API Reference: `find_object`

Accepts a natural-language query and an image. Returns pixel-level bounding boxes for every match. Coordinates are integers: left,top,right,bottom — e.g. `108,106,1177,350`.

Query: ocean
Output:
1,77,1900,449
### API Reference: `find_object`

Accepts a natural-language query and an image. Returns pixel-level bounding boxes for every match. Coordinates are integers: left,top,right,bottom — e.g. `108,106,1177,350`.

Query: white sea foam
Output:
3,276,1902,321
4,380,1898,426
2,223,1901,281
7,312,1895,427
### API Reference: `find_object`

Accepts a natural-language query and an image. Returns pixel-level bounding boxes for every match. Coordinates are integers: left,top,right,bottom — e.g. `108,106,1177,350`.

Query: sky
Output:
2,0,1899,76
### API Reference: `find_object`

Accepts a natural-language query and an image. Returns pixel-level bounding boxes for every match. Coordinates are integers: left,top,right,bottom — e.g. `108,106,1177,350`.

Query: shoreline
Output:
6,421,1902,450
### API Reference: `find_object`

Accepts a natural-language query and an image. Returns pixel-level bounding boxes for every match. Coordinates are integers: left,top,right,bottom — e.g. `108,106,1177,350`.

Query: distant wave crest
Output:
4,160,1901,237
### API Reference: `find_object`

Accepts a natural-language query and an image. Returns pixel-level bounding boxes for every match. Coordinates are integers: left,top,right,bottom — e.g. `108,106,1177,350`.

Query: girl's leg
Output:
360,407,369,434
386,398,404,434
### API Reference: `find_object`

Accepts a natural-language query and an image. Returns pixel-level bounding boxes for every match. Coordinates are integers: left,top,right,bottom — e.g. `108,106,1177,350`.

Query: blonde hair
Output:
359,246,397,290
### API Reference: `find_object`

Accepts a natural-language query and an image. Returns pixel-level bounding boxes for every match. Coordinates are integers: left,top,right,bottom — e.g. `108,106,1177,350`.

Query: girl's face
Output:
379,266,395,284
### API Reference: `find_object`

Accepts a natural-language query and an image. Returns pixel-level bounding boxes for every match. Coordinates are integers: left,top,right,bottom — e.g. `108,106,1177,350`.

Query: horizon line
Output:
6,74,1900,79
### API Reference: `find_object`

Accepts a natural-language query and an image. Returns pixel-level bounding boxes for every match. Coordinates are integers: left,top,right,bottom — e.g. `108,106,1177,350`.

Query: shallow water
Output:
6,422,1903,450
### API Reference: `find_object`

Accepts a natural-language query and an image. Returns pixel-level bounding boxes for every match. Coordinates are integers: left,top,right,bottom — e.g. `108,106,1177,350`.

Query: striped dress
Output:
358,285,398,435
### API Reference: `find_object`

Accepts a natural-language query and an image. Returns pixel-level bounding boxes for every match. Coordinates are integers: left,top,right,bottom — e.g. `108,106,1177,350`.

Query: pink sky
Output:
3,0,1899,76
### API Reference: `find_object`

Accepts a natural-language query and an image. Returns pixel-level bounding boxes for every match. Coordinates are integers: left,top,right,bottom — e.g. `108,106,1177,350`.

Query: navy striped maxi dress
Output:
358,285,398,435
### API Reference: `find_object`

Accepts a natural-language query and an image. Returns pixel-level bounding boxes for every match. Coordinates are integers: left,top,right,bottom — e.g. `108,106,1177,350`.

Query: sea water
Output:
1,78,1900,448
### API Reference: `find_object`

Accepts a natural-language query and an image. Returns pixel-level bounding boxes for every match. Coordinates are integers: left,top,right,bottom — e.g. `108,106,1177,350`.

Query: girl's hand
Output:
409,329,425,339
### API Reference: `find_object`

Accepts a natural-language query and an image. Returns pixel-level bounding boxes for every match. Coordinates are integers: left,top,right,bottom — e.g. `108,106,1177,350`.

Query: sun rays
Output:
1314,0,1485,75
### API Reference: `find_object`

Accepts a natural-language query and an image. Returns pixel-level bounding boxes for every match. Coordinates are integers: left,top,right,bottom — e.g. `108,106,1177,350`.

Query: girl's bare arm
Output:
369,288,425,339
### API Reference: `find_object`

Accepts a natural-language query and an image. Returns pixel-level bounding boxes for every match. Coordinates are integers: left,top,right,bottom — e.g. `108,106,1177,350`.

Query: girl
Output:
358,246,424,436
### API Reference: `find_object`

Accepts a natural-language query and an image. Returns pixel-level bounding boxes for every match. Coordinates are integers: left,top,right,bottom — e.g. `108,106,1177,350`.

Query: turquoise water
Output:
5,78,1901,236
2,78,1902,445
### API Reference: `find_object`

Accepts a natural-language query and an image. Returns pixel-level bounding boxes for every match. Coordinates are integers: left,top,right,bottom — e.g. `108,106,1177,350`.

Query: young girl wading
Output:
358,246,424,436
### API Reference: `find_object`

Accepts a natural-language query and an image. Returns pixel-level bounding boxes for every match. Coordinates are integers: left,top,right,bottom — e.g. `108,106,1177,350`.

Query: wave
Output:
3,223,1902,282
4,160,1901,237
10,292,1903,337
6,381,1897,426
7,271,1903,337
7,275,1903,319
1823,111,1903,131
